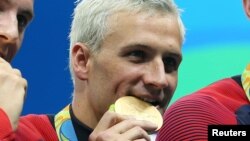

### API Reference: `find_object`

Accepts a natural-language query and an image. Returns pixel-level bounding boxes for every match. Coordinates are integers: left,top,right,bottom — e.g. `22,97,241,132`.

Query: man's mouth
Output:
136,96,161,107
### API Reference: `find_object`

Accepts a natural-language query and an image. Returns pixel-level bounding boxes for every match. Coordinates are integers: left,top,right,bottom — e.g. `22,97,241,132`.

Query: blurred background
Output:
13,0,250,115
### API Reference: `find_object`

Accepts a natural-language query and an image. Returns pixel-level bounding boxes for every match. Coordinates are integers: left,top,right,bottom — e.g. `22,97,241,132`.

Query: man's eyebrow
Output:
122,44,182,58
122,44,155,51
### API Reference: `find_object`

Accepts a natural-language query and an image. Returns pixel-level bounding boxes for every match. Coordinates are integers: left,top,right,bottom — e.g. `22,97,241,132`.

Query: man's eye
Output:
129,50,145,57
126,50,146,62
163,57,178,73
17,15,28,31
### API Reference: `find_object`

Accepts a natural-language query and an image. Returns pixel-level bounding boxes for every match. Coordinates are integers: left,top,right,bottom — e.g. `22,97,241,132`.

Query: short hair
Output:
69,0,185,83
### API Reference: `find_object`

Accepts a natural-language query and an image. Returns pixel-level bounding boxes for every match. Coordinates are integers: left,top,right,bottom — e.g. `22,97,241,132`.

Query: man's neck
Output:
72,93,99,129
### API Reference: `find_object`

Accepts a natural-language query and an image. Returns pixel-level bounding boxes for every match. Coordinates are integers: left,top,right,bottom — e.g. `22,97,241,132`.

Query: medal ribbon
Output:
54,105,78,141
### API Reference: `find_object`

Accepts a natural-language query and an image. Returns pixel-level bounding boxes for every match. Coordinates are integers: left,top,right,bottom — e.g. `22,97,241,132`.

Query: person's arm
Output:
0,57,27,130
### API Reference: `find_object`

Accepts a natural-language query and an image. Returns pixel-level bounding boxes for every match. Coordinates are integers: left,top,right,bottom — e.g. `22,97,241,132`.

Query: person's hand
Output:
88,111,158,141
0,57,27,130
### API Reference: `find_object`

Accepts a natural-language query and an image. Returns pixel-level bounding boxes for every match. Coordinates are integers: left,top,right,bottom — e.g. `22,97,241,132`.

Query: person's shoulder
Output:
18,114,57,140
19,114,55,130
202,76,243,93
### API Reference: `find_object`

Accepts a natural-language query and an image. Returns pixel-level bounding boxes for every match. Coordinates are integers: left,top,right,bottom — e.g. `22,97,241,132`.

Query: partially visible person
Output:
0,0,186,140
156,0,250,140
0,0,34,137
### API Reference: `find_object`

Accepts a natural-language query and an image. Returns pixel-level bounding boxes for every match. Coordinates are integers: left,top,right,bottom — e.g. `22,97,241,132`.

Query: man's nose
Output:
0,13,19,43
143,59,168,89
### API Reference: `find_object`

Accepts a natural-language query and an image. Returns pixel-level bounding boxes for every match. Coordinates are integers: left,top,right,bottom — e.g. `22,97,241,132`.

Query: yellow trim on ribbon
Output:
242,64,250,102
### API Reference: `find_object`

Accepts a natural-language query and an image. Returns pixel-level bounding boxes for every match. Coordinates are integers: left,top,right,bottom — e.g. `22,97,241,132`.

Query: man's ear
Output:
71,43,90,80
243,0,250,18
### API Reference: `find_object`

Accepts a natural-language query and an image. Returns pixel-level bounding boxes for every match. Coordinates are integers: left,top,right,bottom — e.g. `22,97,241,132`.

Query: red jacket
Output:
0,109,58,141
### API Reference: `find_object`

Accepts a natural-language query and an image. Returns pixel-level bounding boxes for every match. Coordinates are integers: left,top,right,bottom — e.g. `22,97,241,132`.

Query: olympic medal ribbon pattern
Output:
55,105,78,141
242,64,250,102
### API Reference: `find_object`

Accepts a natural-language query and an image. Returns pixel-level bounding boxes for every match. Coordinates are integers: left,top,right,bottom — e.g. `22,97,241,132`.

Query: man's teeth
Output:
142,98,156,103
